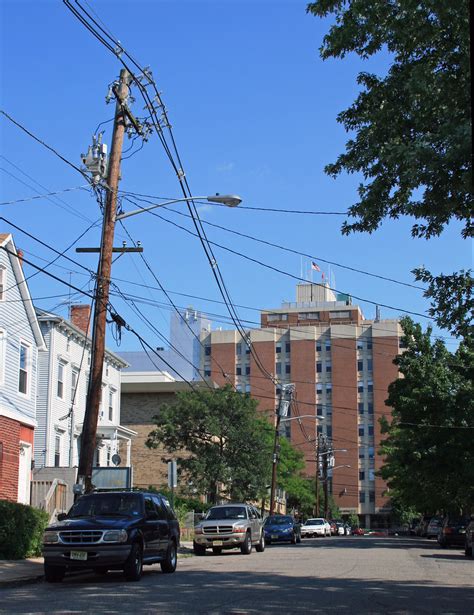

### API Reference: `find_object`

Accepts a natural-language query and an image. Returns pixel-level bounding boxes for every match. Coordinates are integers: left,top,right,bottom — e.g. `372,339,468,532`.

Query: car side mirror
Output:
57,513,67,521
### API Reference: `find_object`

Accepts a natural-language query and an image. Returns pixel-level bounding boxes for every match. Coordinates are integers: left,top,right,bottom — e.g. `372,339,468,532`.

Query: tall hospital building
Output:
201,282,401,527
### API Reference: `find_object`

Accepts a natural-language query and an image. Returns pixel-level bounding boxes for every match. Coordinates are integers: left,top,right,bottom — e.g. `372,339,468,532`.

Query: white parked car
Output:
301,518,331,538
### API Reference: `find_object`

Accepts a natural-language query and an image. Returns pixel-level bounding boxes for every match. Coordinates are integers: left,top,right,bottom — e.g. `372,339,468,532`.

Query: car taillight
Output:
444,527,453,534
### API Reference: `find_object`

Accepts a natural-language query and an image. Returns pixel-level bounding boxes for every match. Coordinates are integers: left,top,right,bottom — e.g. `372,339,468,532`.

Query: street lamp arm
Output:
116,194,242,220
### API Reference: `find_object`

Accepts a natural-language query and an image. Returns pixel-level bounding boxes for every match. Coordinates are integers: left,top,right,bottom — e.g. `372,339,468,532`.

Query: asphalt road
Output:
1,536,473,614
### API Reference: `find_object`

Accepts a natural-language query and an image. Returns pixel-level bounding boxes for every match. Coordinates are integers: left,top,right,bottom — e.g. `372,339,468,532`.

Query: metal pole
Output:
315,434,320,516
323,438,329,518
77,69,131,493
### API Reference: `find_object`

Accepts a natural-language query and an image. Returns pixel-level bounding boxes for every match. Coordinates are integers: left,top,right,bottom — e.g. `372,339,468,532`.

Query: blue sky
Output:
0,0,470,356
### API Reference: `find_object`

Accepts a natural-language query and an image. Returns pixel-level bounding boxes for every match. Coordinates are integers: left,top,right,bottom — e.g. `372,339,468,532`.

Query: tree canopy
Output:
307,1,471,240
146,386,273,503
379,317,474,514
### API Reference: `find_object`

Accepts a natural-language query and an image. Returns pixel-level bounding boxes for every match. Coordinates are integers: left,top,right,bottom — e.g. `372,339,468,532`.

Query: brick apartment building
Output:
200,283,401,527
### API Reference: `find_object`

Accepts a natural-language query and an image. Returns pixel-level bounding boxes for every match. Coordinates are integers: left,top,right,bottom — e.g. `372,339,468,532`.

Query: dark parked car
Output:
437,515,471,548
264,515,301,545
42,490,180,582
426,517,444,539
465,517,474,557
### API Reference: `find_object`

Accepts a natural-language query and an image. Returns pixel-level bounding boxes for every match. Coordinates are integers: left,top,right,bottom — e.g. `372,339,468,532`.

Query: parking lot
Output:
1,535,473,614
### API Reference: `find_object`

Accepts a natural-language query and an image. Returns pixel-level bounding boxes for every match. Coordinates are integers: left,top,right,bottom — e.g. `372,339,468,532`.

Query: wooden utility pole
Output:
269,413,281,516
315,435,320,516
77,68,131,493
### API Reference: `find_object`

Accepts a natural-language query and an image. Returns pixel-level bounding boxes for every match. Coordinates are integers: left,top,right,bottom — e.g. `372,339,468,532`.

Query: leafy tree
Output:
379,317,474,514
146,386,274,504
307,1,471,240
347,513,360,528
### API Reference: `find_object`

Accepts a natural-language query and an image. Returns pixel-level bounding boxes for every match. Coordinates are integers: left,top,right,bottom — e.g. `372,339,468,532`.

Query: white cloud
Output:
216,162,235,173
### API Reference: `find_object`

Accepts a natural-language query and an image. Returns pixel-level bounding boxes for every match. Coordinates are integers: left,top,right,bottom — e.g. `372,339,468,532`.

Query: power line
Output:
0,183,90,207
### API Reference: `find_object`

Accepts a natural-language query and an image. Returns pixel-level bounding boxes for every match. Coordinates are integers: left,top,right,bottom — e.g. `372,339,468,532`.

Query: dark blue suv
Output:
42,490,180,582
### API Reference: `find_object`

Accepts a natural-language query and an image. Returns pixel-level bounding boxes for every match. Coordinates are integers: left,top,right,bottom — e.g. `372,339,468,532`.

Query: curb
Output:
0,574,44,589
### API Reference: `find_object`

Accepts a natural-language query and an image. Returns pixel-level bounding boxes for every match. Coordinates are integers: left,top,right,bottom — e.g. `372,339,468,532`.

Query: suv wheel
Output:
240,531,252,555
44,563,65,583
465,542,472,557
124,542,143,581
161,540,177,573
193,541,206,556
255,532,265,553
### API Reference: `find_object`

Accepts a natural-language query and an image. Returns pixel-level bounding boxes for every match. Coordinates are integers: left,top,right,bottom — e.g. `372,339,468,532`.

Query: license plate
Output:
213,540,223,546
271,535,279,539
70,551,87,561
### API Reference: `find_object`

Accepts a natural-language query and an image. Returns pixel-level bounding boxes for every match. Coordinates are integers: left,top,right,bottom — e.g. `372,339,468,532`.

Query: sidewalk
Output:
0,542,194,589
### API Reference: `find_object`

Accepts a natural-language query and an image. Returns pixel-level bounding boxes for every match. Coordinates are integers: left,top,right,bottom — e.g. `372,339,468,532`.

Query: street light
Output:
116,193,242,220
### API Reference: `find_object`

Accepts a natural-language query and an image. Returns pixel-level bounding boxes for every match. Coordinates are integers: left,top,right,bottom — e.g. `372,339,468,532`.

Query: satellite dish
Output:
111,454,121,467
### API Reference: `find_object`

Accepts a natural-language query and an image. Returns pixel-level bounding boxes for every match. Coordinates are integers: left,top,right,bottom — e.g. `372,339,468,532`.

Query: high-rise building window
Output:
245,344,251,355
367,359,373,372
326,426,332,438
367,340,373,350
367,380,373,392
316,362,322,373
325,339,331,351
357,360,364,372
275,363,282,375
357,340,364,350
358,426,365,437
368,425,374,436
368,403,374,414
317,404,323,416
326,362,332,373
359,471,365,481
204,346,211,356
236,343,242,355
316,384,323,396
245,366,251,376
285,342,291,353
245,383,251,393
236,366,242,376
369,491,375,503
276,345,281,354
204,369,211,377
316,342,322,352
359,492,366,503
357,381,364,393
285,364,291,374
359,448,365,459
317,425,323,434
358,402,364,414
369,469,375,481
368,446,375,459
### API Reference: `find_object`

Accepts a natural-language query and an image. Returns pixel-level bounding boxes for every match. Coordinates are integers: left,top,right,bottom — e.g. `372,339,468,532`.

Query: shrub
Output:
0,500,49,559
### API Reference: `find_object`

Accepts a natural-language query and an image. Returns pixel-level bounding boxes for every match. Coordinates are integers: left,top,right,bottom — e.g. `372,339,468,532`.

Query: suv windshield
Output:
69,493,142,518
205,506,247,520
265,516,292,526
305,519,323,525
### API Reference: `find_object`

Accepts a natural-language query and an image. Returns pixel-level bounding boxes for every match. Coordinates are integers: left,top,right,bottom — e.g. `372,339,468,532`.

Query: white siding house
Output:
34,306,134,473
0,233,46,504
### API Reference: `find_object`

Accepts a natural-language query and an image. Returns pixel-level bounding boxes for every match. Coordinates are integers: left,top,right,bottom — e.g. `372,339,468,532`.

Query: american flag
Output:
311,261,320,272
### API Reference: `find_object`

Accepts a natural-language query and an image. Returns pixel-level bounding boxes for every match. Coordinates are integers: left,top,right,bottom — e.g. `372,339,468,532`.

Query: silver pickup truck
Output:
193,503,265,555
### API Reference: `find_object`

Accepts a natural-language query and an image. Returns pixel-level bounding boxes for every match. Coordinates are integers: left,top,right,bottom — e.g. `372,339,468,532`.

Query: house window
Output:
71,368,79,403
18,342,30,395
358,402,364,414
236,343,242,355
57,361,65,398
326,362,332,373
54,434,61,467
359,471,365,481
108,390,115,421
106,447,111,466
285,342,291,353
316,362,322,373
105,363,109,377
357,360,363,372
359,492,366,503
0,266,5,301
204,346,211,356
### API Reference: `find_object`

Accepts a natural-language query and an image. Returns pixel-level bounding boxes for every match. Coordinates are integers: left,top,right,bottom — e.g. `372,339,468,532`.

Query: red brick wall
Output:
250,341,276,417
0,416,21,501
373,336,399,510
291,340,317,477
209,342,236,387
70,304,91,335
20,425,34,446
332,338,359,510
